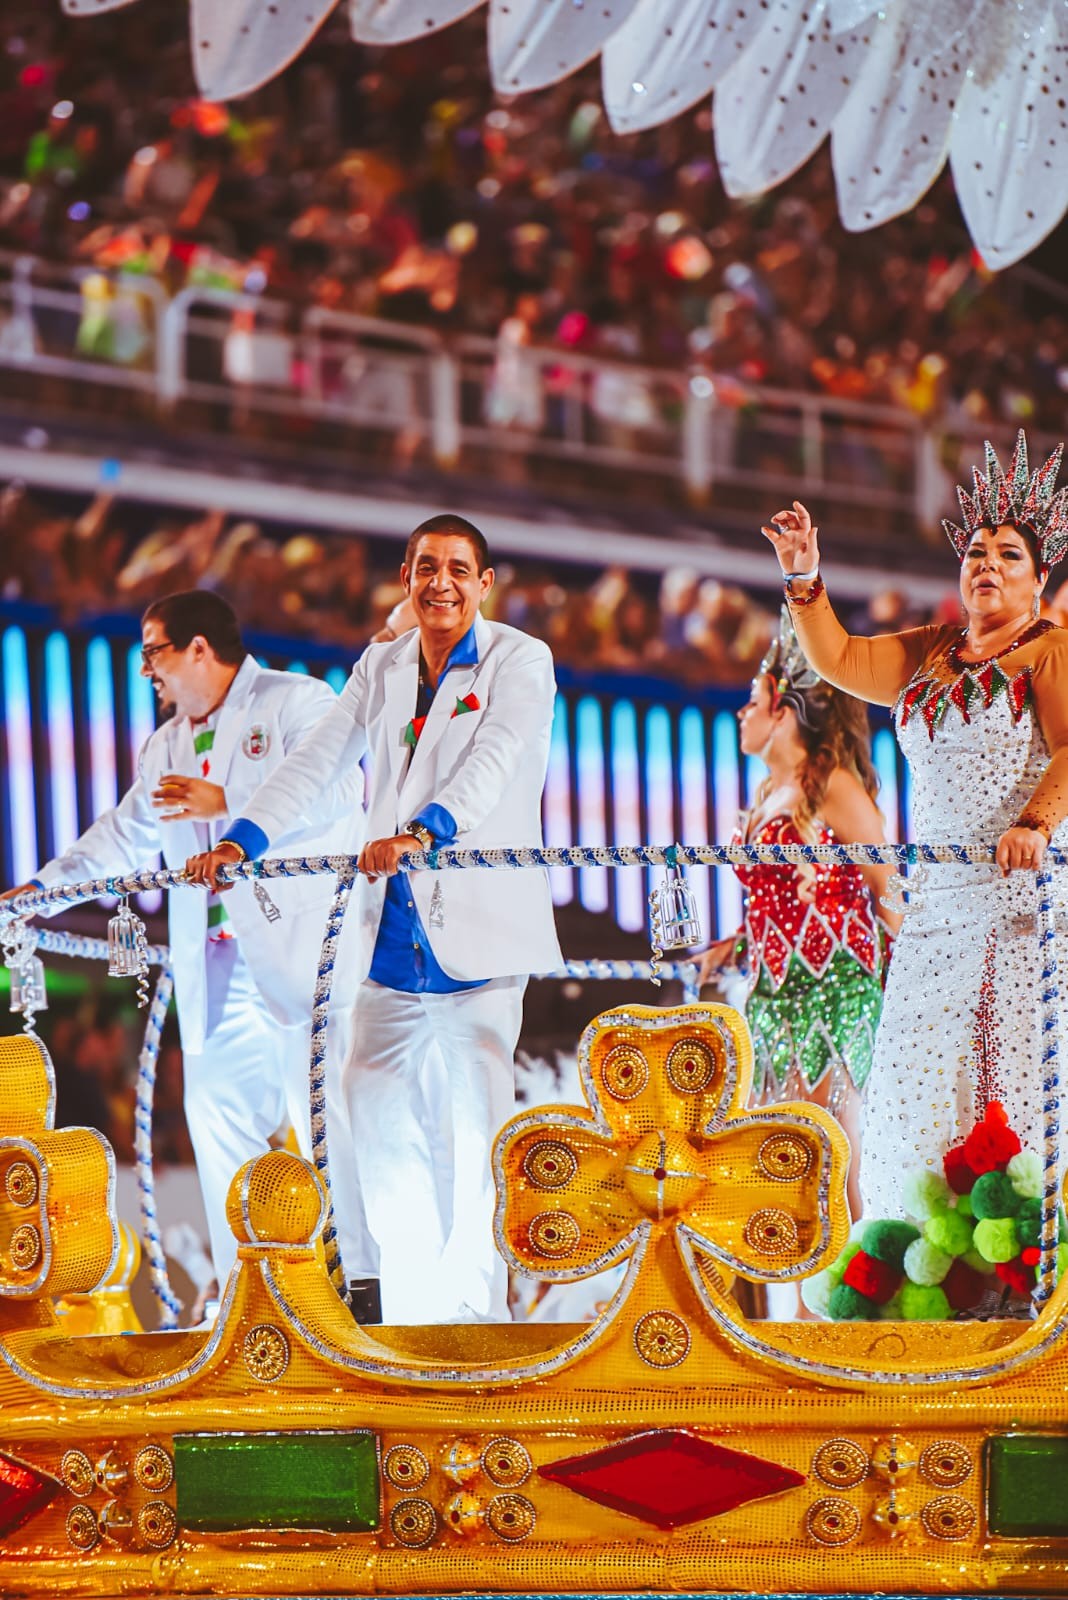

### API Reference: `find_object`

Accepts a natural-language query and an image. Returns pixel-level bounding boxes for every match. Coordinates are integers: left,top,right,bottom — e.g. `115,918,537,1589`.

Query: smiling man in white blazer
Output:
187,515,562,1324
6,591,374,1305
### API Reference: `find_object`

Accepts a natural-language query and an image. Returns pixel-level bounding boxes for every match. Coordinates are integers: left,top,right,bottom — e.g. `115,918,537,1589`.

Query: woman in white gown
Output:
762,432,1068,1216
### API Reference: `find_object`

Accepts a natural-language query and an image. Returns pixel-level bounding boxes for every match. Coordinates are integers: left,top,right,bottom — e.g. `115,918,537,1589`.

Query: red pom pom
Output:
961,1100,1022,1175
995,1256,1033,1297
943,1144,978,1195
942,1257,986,1312
842,1249,901,1305
1021,1246,1043,1267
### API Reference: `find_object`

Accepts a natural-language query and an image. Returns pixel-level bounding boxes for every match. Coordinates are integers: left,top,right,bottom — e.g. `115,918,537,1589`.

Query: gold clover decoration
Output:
493,1004,850,1290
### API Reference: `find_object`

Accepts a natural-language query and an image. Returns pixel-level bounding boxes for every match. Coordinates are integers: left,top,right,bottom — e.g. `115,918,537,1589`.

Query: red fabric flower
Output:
1021,1246,1043,1268
942,1257,987,1312
961,1101,1022,1175
995,1255,1033,1297
943,1144,978,1195
842,1250,901,1305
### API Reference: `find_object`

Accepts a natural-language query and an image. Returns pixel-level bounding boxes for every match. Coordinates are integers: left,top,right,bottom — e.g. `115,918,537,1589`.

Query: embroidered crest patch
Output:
242,723,271,760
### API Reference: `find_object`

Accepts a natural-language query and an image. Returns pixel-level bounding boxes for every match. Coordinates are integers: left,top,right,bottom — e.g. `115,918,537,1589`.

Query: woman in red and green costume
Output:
699,612,899,1219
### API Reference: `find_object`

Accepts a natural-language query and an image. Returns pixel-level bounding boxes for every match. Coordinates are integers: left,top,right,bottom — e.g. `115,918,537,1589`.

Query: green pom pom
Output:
828,1239,863,1285
961,1246,997,1275
900,1282,951,1321
862,1219,921,1269
1007,1150,1043,1200
971,1171,1022,1220
902,1168,952,1220
1058,1243,1068,1280
924,1209,974,1257
828,1283,878,1321
973,1216,1020,1263
955,1192,974,1219
903,1237,952,1286
800,1272,833,1319
1016,1198,1043,1250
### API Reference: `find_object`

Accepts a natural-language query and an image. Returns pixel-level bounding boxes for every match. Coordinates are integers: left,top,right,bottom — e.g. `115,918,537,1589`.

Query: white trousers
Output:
340,976,526,1324
181,940,376,1288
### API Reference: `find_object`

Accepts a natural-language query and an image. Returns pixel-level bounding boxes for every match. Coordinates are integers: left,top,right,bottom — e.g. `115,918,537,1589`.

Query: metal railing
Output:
1,251,1052,529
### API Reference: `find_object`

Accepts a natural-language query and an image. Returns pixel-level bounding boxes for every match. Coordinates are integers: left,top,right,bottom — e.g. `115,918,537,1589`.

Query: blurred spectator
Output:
0,485,966,683
0,1,1063,442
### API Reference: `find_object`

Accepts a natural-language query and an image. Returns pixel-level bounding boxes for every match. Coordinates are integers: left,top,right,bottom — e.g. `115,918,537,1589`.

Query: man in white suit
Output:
187,516,562,1324
4,591,374,1302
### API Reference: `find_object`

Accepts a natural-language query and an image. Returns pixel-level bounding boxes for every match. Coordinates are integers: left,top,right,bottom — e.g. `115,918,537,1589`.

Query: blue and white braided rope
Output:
7,842,1068,923
131,962,181,1328
1034,864,1063,1308
548,958,701,1003
308,861,356,1299
27,925,169,966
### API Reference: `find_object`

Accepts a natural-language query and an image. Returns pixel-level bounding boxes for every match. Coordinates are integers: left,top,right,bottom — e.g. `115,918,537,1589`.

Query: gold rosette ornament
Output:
494,1004,850,1302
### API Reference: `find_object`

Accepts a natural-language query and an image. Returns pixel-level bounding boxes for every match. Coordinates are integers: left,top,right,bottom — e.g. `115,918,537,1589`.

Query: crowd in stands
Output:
0,483,994,685
0,1,1065,438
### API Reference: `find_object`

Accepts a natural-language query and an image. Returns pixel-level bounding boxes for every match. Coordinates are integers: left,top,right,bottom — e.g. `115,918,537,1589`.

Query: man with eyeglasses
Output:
3,590,375,1319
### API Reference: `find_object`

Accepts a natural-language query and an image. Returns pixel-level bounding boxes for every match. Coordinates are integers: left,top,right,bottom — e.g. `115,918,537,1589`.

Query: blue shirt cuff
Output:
411,803,457,845
223,819,269,860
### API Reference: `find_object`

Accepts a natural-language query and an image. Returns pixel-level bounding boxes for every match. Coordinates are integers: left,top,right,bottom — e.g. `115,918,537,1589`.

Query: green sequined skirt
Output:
746,947,883,1100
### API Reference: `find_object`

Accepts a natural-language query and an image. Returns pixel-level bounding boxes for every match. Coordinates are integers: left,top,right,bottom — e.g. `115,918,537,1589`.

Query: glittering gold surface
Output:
1,1017,1068,1595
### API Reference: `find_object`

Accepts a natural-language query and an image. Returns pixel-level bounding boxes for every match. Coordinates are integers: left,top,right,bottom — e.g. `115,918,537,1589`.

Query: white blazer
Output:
36,657,365,1053
241,615,563,983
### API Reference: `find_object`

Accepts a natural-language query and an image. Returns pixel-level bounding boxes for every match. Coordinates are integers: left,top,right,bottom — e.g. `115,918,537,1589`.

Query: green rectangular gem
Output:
175,1430,379,1532
988,1435,1068,1537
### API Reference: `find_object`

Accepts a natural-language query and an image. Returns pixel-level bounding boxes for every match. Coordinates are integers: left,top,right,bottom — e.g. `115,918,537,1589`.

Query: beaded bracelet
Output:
1015,813,1052,841
784,574,825,607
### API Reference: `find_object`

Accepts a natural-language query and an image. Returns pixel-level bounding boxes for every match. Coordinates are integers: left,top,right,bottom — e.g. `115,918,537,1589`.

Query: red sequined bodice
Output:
736,815,881,990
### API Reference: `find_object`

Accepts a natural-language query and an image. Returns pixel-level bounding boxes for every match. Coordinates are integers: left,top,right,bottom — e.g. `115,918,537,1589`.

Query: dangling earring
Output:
1033,589,1042,619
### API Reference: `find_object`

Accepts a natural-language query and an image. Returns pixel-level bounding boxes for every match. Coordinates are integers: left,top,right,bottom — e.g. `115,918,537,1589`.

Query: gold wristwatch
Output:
406,821,434,851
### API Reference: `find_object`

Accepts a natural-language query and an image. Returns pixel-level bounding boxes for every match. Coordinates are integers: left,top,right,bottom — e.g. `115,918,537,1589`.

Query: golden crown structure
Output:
2,1004,1068,1597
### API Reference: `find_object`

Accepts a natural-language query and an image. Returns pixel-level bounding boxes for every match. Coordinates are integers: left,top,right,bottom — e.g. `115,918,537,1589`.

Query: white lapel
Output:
382,632,421,793
398,615,487,812
200,655,258,790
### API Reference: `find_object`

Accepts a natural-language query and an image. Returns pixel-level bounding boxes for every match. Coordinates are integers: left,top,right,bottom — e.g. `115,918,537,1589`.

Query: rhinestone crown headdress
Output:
760,606,821,713
943,429,1068,568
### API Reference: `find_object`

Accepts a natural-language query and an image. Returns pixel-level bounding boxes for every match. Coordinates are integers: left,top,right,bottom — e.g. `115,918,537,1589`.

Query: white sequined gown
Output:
859,688,1068,1217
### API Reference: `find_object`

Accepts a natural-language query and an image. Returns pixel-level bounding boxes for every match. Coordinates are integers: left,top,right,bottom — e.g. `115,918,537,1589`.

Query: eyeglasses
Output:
140,641,174,668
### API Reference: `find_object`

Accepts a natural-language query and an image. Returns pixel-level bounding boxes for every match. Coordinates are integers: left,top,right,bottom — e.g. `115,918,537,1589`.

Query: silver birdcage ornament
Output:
107,898,151,1006
10,953,47,1020
648,849,702,986
3,919,47,1032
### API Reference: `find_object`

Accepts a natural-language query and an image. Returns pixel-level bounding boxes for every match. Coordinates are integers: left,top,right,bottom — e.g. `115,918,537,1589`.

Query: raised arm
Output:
185,659,371,889
764,501,943,707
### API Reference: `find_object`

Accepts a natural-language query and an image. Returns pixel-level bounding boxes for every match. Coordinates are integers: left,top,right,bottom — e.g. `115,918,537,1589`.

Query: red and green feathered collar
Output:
898,619,1052,740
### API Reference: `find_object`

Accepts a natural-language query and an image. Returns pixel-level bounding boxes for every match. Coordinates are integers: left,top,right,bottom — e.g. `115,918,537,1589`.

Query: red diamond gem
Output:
0,1452,60,1538
538,1429,805,1529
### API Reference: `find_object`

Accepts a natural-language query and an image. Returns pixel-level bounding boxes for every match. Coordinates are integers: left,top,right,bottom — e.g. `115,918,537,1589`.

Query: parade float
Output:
1,842,1067,1598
